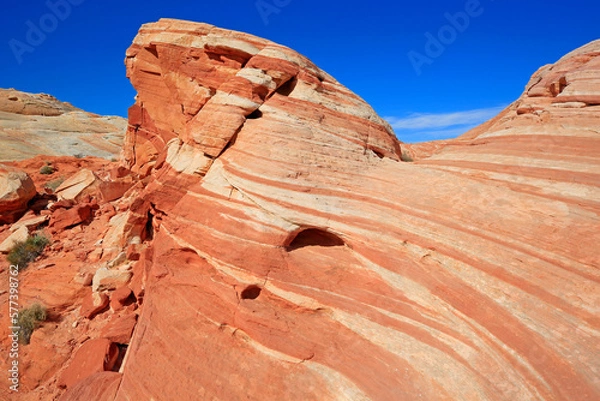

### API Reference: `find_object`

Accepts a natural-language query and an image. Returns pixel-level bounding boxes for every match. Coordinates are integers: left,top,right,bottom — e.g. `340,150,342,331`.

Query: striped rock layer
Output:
113,20,599,400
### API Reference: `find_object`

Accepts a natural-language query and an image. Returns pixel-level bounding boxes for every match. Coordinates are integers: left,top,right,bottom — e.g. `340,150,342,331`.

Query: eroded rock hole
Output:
104,342,120,372
205,50,250,68
286,228,345,251
371,149,385,159
247,109,263,119
277,77,298,96
145,45,159,58
241,285,262,300
144,211,154,241
142,70,161,77
550,76,568,96
112,344,129,372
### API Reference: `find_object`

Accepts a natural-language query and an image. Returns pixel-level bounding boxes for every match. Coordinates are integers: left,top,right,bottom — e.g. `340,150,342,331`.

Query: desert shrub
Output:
400,151,414,162
17,303,47,344
39,165,55,175
7,234,50,270
44,177,65,192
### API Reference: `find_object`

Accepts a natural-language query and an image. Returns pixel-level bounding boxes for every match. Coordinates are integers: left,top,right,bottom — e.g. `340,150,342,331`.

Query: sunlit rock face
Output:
65,19,599,400
0,88,126,162
0,164,37,224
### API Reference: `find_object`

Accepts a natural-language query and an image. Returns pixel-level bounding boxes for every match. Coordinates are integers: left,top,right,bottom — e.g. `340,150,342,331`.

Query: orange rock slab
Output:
58,338,119,389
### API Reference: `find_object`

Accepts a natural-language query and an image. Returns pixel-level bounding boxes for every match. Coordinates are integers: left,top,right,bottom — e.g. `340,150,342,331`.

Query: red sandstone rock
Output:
125,243,141,261
99,203,117,218
0,89,78,116
73,271,94,287
58,338,119,389
0,164,37,224
13,322,75,399
110,286,134,312
101,312,137,344
98,178,134,202
87,247,104,263
55,169,99,202
80,291,109,319
54,168,133,204
128,248,152,301
59,372,122,401
49,203,93,232
49,199,75,211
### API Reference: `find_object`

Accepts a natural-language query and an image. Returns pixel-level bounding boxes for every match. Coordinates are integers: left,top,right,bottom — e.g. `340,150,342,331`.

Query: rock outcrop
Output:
406,39,600,214
0,89,126,161
0,20,598,401
122,19,400,177
0,164,37,224
115,20,599,401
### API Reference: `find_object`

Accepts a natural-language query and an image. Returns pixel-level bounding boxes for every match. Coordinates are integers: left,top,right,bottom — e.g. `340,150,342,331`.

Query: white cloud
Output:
385,106,505,130
384,106,506,143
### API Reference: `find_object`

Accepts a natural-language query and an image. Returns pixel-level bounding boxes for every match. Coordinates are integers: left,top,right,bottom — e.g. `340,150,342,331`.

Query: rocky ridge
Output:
0,89,126,162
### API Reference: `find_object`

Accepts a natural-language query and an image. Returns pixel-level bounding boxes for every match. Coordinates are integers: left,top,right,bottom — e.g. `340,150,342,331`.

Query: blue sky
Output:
1,0,598,143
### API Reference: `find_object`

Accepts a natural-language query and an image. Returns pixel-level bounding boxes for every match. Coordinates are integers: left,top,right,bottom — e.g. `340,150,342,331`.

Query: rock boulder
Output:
0,164,37,224
58,339,119,389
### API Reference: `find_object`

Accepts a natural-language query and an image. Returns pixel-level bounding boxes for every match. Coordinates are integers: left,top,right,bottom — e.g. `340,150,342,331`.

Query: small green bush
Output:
17,303,47,344
39,165,55,175
44,177,65,192
7,234,51,270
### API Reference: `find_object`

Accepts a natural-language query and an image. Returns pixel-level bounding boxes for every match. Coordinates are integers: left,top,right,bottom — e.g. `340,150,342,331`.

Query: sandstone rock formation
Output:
405,39,600,214
0,164,37,224
115,21,598,400
0,89,126,161
122,19,400,177
0,20,598,401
